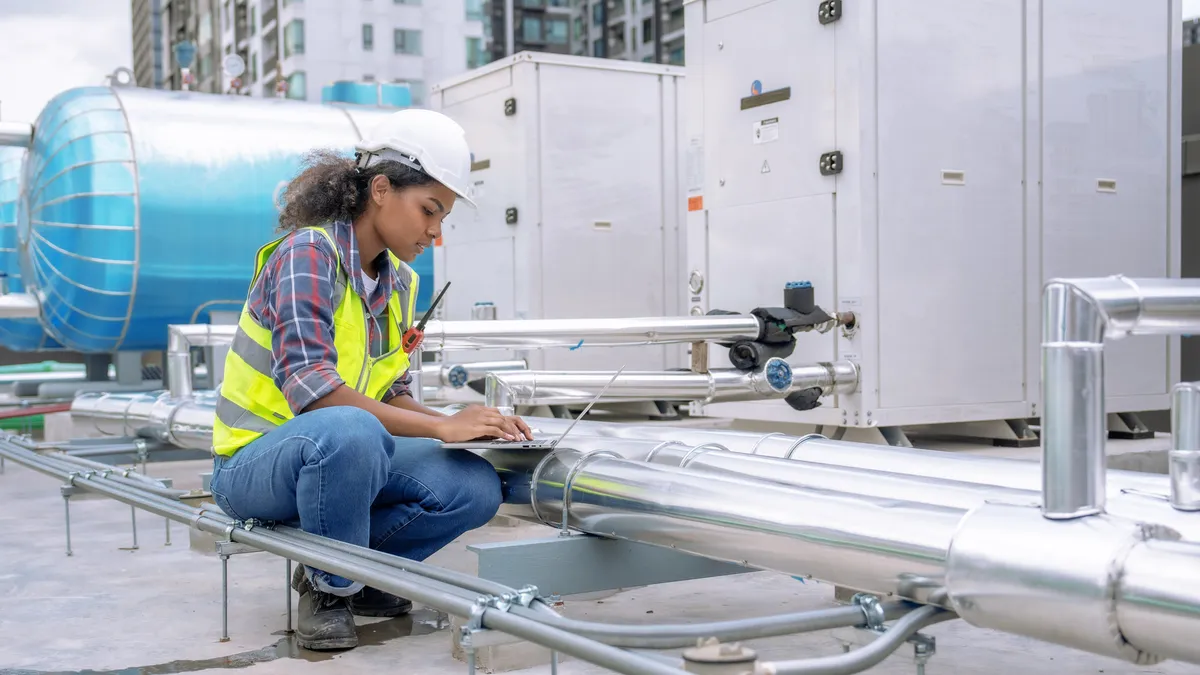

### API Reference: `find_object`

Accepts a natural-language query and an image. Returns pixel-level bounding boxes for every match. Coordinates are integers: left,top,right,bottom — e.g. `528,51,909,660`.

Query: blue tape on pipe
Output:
569,340,584,351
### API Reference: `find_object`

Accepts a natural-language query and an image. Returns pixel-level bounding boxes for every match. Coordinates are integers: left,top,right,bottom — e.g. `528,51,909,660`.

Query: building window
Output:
286,70,306,99
642,17,652,42
549,0,567,5
250,6,257,34
668,46,683,65
467,36,486,68
250,51,258,82
592,37,603,57
465,0,483,20
546,18,568,44
283,19,304,56
573,16,583,40
521,0,544,7
363,23,374,50
394,28,422,55
522,15,543,42
592,2,603,24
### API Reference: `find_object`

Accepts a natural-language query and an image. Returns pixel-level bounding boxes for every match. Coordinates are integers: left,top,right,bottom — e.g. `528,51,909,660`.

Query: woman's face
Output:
370,175,457,263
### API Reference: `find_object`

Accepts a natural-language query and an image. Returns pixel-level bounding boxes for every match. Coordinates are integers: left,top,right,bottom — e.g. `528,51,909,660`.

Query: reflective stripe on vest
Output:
211,225,419,457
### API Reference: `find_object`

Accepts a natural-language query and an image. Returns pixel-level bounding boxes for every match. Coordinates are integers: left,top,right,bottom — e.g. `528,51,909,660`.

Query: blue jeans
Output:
209,406,502,597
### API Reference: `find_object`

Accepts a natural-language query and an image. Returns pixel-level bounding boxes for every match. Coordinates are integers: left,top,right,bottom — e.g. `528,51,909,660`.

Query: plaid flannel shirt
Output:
244,220,414,414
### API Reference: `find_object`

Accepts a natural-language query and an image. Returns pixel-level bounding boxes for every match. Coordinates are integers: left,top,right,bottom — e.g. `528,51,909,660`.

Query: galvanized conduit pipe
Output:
166,324,237,400
757,606,955,675
3,435,915,655
484,360,858,409
439,359,529,388
1041,276,1200,519
0,439,684,675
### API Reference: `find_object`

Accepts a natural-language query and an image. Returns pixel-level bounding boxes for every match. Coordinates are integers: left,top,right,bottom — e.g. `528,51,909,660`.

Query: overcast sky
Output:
1,0,1200,123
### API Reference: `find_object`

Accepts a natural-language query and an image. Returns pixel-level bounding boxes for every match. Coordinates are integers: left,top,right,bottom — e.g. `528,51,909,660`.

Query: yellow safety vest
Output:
211,225,419,456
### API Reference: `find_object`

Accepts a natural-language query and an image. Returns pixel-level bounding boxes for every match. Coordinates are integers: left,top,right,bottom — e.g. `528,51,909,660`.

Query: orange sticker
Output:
434,236,443,247
687,195,704,212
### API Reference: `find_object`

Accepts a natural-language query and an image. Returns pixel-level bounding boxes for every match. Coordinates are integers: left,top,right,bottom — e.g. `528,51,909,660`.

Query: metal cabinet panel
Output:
875,0,1026,409
700,0,837,211
1040,0,1174,399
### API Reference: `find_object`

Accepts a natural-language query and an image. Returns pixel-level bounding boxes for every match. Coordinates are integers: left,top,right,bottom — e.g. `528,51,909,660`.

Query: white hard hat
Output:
355,108,476,209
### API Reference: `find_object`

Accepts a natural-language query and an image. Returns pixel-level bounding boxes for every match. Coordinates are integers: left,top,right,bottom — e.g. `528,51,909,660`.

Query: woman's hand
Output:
434,405,533,443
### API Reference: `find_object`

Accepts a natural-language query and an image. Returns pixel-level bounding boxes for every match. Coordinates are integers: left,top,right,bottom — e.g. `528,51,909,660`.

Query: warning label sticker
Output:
753,117,779,145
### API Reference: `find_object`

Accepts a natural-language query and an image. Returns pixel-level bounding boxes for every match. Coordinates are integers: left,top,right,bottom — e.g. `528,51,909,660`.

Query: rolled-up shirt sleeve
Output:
264,231,346,413
383,370,413,403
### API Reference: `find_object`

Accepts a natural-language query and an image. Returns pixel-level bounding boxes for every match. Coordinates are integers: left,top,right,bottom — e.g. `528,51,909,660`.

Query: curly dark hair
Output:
276,148,437,231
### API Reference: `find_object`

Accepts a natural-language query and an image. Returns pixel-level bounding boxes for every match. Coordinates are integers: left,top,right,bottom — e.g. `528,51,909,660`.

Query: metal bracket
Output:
819,150,843,175
909,633,936,675
852,593,886,630
504,97,517,116
818,0,842,24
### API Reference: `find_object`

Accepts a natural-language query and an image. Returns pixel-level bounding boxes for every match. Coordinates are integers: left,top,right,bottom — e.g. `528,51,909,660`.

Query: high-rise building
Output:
483,0,684,66
133,0,484,105
131,0,167,89
271,0,485,105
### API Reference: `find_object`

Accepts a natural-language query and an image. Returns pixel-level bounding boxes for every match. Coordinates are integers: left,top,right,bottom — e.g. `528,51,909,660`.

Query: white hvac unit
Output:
430,52,687,372
683,0,1182,438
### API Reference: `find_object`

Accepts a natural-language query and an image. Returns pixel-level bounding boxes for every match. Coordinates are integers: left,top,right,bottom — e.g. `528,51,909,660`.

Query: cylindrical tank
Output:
16,86,434,353
0,146,59,350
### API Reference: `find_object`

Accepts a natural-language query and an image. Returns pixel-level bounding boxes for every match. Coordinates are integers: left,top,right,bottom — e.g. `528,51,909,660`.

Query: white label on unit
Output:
686,137,705,193
753,117,780,144
841,352,860,362
838,297,862,311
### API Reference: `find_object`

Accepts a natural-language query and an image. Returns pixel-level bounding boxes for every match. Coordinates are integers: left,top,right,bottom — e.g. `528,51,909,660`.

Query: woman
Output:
208,109,531,651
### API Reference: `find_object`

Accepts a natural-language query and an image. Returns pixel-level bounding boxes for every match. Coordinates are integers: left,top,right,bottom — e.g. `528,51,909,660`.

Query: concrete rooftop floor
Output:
0,434,1196,675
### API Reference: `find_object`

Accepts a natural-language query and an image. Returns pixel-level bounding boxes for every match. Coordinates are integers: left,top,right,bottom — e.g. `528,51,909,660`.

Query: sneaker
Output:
291,566,358,650
348,586,414,617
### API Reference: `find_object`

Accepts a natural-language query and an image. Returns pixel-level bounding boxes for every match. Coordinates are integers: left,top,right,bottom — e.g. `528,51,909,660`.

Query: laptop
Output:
440,366,625,451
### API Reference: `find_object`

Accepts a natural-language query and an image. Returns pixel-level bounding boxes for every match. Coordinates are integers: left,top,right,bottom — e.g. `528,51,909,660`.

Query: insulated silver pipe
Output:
419,315,762,352
1170,382,1200,512
945,501,1200,666
166,324,236,399
0,121,32,148
439,359,528,388
486,360,857,409
525,448,963,604
0,292,40,318
1041,276,1200,520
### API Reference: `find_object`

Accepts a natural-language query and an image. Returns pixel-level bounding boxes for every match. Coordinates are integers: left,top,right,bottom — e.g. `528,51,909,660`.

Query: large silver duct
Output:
1041,276,1200,519
64,389,1200,666
484,359,856,409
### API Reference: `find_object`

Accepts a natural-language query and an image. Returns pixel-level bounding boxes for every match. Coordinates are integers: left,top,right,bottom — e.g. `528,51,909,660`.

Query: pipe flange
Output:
852,593,886,630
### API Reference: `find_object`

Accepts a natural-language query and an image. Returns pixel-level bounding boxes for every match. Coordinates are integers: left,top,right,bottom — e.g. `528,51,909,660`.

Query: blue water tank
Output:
0,147,60,350
16,86,440,353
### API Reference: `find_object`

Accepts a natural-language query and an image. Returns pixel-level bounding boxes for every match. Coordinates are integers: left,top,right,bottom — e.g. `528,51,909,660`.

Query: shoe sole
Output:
296,635,359,651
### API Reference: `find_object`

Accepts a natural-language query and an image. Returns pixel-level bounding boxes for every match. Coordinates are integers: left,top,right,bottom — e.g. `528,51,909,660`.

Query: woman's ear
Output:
370,174,390,206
